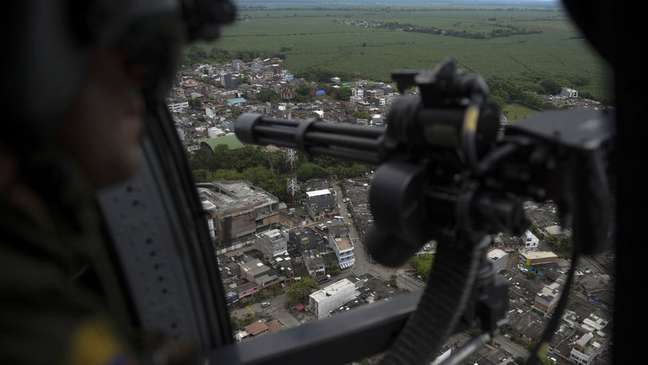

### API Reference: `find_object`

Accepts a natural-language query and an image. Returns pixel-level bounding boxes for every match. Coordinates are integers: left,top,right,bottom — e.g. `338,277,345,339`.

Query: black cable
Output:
379,188,487,365
524,247,580,365
525,143,610,364
475,143,517,176
379,235,484,365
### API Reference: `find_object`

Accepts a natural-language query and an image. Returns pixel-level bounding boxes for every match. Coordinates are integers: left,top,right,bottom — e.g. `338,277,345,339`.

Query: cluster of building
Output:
168,58,400,155
197,176,361,311
541,87,603,110
196,172,611,363
341,179,373,242
480,201,612,364
176,55,612,362
198,181,286,247
309,274,403,320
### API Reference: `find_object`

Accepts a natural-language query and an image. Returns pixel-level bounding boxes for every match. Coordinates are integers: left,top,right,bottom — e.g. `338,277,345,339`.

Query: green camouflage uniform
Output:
0,159,134,365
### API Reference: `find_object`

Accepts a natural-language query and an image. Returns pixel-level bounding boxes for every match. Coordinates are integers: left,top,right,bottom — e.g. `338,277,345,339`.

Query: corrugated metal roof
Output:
306,189,332,197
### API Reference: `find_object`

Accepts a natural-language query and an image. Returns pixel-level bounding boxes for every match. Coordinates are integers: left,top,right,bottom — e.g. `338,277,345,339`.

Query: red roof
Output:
266,320,283,333
294,303,305,312
244,322,269,336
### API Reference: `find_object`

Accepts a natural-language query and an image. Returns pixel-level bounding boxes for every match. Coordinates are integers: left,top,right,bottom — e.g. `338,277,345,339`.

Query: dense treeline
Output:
296,68,359,83
190,144,370,202
360,21,542,40
182,47,285,66
238,7,560,13
487,77,552,110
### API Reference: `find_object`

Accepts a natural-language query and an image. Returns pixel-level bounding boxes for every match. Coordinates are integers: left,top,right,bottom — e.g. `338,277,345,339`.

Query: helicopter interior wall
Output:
97,106,234,352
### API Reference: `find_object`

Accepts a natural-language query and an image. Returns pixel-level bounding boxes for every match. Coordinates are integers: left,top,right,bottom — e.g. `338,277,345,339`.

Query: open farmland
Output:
188,6,608,101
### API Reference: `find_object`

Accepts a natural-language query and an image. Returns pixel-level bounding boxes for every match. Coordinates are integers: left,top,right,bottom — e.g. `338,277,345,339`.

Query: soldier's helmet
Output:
1,0,236,144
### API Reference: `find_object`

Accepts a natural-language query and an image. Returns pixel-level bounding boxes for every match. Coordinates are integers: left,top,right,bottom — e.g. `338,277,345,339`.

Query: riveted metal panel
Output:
98,140,204,342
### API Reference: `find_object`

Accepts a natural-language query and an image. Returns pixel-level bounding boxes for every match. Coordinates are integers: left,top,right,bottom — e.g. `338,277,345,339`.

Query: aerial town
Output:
169,57,612,365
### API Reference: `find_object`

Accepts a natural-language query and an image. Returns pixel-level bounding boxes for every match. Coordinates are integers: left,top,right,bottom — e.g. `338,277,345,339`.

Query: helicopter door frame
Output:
97,103,233,351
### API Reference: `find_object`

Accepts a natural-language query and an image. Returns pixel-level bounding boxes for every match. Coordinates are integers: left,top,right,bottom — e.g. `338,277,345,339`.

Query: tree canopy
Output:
538,79,562,95
256,88,280,103
190,144,370,202
488,77,552,110
286,277,319,305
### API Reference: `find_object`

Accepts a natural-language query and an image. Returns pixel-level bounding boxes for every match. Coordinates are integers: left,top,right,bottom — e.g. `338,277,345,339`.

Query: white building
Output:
255,229,288,259
560,87,578,98
309,278,359,319
567,313,608,364
534,281,561,317
208,127,225,138
487,248,510,273
569,332,603,365
370,114,383,126
205,107,216,119
176,128,186,142
523,230,539,250
201,199,217,241
234,330,249,342
329,236,355,269
581,313,608,334
232,59,242,72
169,101,189,113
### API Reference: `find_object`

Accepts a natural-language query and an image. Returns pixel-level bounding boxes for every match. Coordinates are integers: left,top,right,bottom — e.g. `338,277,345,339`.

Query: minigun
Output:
234,60,613,365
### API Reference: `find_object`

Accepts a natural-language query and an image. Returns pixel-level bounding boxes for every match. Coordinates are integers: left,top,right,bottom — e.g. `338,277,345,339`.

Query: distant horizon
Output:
233,0,560,3
233,0,561,8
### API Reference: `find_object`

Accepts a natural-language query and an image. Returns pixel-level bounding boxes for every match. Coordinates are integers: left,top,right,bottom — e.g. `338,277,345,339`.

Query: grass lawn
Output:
502,103,536,122
203,134,244,150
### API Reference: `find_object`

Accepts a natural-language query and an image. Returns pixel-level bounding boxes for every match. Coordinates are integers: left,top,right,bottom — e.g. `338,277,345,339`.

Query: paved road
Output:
231,293,301,328
265,294,301,327
332,183,398,282
395,269,425,292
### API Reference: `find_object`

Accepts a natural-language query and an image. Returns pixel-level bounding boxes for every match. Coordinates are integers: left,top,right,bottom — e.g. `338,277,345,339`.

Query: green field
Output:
502,103,536,122
189,7,608,100
202,134,244,150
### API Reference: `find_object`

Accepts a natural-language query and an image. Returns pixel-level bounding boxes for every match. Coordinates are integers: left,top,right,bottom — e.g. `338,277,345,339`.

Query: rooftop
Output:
198,181,280,216
306,189,332,198
520,250,559,261
310,278,356,302
576,332,594,348
537,281,560,301
244,321,269,336
262,229,283,239
334,237,353,251
266,320,283,333
237,281,258,291
487,248,508,261
226,97,247,106
240,259,270,276
544,224,564,236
